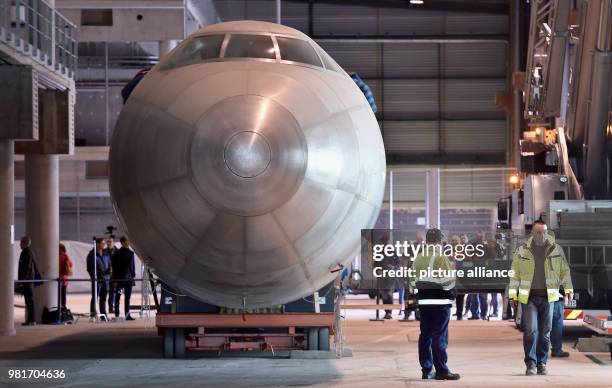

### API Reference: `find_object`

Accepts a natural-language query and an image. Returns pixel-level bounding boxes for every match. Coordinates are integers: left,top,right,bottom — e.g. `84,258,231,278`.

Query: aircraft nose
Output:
223,131,272,178
190,94,307,217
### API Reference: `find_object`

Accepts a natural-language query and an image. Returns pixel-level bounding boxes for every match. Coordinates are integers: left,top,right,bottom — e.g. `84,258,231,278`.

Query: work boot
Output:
551,350,569,358
467,316,480,320
537,364,548,375
525,366,537,376
421,370,435,380
126,315,135,321
383,312,392,320
434,372,460,380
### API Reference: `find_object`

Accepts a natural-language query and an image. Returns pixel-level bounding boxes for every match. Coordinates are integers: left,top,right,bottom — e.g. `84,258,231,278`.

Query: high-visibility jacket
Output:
410,252,456,306
508,235,573,304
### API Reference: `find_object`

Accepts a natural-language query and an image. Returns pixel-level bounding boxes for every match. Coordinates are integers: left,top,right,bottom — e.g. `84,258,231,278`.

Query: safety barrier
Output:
0,0,77,77
13,276,152,324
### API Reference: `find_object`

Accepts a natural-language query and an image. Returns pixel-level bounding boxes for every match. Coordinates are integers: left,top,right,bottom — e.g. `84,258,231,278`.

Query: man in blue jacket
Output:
87,238,108,318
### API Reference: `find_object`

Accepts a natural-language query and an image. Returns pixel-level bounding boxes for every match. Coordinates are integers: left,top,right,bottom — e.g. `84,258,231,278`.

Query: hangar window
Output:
224,34,276,60
159,34,224,70
81,9,113,26
276,36,322,68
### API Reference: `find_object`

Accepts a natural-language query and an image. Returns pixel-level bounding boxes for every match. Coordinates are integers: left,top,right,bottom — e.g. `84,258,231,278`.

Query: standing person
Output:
551,287,570,357
458,234,471,318
104,236,117,316
410,228,460,380
509,220,573,375
87,238,108,318
58,243,73,309
112,236,136,320
17,236,37,326
468,232,488,320
449,235,465,320
378,235,397,320
483,238,504,318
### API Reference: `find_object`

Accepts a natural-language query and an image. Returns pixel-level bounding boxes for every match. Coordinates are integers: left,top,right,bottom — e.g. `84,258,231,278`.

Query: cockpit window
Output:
224,34,276,59
159,35,224,70
276,36,322,68
314,45,345,74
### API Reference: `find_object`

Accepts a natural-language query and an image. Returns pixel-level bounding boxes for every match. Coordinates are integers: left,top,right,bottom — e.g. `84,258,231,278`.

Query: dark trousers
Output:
551,299,564,354
490,293,498,316
505,299,515,319
23,284,35,323
90,280,108,315
107,282,115,313
114,282,133,317
465,293,472,314
60,285,67,309
522,296,553,367
468,293,488,318
455,294,465,319
381,289,394,314
418,305,451,374
478,293,488,318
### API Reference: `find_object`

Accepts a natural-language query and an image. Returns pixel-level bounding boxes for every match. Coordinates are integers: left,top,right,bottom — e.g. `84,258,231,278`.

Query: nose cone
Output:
224,131,272,178
190,94,307,217
110,58,386,308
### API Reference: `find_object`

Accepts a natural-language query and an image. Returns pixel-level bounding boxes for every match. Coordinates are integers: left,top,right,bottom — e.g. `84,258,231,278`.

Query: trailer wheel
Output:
318,328,330,351
163,328,174,359
307,328,319,351
174,328,185,358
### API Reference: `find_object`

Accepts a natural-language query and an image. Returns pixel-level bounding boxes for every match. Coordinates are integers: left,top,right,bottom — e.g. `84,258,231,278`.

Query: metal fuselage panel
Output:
109,22,385,308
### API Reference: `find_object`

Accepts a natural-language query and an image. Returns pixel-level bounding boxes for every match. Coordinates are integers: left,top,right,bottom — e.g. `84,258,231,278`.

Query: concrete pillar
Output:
159,40,178,60
425,168,440,229
25,154,60,322
0,140,16,336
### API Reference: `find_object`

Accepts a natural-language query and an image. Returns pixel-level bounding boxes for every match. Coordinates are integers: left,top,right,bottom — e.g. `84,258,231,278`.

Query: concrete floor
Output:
1,295,610,387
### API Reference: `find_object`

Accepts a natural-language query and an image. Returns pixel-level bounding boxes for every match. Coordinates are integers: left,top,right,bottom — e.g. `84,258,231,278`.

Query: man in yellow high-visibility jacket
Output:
410,228,460,381
509,220,573,376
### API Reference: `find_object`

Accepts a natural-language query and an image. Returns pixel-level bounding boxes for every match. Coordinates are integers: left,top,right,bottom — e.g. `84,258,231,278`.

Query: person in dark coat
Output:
112,236,136,320
377,235,398,320
103,236,117,316
87,238,108,317
17,236,37,325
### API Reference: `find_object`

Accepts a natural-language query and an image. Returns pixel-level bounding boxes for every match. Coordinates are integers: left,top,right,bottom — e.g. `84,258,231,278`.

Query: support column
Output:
159,40,178,60
25,154,59,322
584,0,611,198
0,140,15,336
425,168,440,229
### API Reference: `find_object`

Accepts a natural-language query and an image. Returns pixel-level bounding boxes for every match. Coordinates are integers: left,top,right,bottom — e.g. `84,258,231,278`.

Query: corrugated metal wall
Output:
214,0,509,163
384,167,513,206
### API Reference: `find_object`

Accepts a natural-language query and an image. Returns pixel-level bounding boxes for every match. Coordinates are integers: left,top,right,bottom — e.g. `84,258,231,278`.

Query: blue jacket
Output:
350,73,378,113
86,250,108,281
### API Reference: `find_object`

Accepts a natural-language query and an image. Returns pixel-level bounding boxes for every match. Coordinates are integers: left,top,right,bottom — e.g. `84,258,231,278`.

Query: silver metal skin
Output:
109,21,386,308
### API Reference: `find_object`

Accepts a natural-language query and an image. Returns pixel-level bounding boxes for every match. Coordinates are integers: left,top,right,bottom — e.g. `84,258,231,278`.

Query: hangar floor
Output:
1,295,610,387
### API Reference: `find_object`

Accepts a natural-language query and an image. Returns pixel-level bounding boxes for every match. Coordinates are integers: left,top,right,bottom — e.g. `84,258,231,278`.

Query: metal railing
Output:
0,0,77,78
77,55,159,69
14,276,155,324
